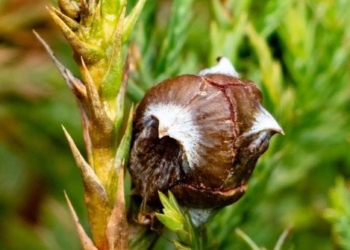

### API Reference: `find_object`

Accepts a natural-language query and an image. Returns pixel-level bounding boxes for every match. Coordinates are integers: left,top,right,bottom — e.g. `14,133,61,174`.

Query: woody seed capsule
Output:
129,57,283,216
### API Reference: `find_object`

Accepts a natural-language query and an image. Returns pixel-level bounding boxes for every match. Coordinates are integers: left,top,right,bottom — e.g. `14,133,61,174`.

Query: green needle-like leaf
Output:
156,191,202,250
155,0,193,77
235,228,261,250
122,0,146,42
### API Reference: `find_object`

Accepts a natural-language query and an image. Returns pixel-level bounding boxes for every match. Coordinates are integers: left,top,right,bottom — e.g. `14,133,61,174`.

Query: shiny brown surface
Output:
129,74,276,209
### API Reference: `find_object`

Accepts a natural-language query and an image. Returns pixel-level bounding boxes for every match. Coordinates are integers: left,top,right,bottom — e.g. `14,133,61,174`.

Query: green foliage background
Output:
0,0,349,249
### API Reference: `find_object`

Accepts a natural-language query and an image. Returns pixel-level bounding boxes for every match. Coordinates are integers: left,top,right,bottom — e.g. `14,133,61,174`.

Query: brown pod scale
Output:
129,58,283,210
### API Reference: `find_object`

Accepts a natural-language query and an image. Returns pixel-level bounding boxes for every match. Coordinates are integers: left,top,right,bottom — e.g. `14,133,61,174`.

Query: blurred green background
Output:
1,0,349,249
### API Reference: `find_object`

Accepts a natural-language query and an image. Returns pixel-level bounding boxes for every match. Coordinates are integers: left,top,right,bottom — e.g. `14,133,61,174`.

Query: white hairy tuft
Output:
188,208,216,227
248,105,284,135
144,102,201,168
199,57,239,77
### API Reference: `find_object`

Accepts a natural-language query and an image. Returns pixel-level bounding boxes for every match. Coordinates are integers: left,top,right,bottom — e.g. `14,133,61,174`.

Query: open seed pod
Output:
129,57,283,212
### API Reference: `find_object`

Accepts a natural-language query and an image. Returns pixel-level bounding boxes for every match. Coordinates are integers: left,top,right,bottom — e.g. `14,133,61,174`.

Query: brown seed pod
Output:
129,58,283,212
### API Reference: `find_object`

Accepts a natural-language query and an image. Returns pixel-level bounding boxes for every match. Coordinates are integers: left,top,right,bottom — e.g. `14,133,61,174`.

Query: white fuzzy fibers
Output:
199,57,239,77
144,102,201,169
248,105,284,136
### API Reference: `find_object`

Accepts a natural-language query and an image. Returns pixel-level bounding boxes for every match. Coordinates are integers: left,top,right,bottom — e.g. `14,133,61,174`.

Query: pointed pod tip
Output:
199,56,239,77
249,105,284,136
278,127,285,136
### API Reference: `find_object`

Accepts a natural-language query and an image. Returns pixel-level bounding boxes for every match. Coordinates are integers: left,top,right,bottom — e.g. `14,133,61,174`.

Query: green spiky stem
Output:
45,0,146,249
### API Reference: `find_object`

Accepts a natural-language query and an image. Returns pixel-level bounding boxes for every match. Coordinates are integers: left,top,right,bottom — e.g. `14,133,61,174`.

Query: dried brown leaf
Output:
46,6,103,64
80,58,114,136
62,126,111,248
33,30,87,101
64,192,98,250
106,166,129,250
